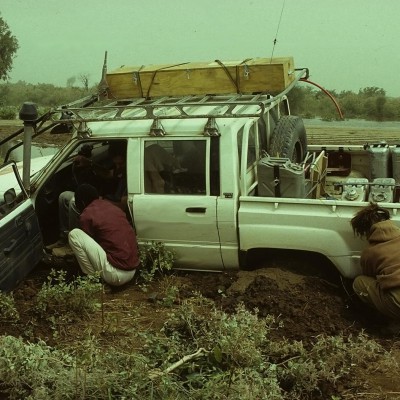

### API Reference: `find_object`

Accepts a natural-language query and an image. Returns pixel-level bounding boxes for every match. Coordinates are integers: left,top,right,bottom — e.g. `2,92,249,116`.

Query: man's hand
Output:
74,155,92,168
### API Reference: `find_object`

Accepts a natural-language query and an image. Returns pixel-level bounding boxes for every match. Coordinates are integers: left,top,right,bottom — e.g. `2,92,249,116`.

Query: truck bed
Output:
238,141,400,278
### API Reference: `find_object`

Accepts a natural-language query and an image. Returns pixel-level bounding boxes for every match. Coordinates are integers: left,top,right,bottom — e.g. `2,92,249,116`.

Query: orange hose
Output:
300,78,344,120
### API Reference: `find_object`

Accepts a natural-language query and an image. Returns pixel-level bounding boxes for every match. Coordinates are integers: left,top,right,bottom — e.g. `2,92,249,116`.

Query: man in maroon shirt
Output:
68,184,140,286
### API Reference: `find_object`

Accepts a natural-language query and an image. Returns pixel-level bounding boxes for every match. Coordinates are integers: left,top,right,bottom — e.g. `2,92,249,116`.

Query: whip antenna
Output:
270,0,286,62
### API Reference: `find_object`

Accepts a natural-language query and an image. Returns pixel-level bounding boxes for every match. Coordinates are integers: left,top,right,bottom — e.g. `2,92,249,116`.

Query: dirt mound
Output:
157,267,392,344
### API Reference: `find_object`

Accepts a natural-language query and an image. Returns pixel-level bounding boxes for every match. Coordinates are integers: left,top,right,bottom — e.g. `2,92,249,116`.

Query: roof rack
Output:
50,93,272,123
50,68,308,124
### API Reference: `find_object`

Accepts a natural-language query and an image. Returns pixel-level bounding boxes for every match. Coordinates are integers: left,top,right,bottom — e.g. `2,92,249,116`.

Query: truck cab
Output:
0,80,298,291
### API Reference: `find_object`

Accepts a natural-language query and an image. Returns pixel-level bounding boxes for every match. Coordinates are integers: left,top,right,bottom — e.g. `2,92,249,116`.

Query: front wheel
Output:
268,116,307,163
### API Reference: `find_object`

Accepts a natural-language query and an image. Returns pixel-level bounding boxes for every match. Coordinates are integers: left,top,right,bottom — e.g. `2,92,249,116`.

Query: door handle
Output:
186,207,206,213
4,239,17,256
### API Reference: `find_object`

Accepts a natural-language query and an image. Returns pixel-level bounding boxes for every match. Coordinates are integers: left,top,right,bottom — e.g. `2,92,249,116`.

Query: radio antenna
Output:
98,50,108,99
270,0,286,62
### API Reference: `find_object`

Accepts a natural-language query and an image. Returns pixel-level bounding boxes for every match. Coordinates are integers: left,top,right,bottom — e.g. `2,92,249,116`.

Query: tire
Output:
268,116,307,163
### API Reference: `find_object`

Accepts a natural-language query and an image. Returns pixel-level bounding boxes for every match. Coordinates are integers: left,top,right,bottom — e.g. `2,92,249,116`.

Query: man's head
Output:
350,202,390,238
75,184,99,213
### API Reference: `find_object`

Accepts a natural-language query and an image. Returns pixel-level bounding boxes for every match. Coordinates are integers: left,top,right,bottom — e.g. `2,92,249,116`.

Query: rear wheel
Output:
269,116,307,163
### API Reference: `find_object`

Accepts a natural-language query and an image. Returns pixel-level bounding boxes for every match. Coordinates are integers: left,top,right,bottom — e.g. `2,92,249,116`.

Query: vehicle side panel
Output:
237,197,400,278
0,201,43,291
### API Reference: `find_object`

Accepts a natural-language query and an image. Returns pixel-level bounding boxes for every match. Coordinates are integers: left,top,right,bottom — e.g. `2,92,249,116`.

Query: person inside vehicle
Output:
69,183,140,287
350,202,400,320
144,143,180,193
47,141,128,252
173,140,206,193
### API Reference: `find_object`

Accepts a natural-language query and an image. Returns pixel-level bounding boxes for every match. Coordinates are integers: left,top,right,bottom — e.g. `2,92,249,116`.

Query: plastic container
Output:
368,178,395,203
341,178,369,202
257,156,305,198
367,142,390,179
391,145,400,184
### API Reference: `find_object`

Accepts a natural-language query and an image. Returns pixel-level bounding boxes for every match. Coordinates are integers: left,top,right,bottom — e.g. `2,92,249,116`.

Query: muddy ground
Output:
1,121,400,398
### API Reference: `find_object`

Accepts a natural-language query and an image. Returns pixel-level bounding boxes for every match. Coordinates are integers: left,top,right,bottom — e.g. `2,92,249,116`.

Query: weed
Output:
0,300,397,399
0,291,19,322
34,269,102,337
138,241,175,289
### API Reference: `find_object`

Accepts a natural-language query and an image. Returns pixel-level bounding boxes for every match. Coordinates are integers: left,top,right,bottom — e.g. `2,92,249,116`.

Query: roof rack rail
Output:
50,93,273,123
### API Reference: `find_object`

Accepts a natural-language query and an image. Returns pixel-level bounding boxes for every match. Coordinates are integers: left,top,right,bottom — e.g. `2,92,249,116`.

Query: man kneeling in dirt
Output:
68,183,140,287
351,202,400,320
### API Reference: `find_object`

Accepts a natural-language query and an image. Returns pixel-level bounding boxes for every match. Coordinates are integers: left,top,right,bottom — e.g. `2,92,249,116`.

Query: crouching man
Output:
68,183,140,286
351,202,400,320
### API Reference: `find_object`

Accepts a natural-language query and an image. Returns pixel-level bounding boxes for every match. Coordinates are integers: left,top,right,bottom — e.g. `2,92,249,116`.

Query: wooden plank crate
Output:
105,57,295,99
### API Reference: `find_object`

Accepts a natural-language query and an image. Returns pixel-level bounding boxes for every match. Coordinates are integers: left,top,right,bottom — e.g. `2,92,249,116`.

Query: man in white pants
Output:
68,184,140,286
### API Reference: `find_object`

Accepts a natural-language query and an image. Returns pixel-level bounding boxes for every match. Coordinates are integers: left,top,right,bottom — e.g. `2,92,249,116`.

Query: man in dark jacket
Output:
351,202,400,319
68,183,140,286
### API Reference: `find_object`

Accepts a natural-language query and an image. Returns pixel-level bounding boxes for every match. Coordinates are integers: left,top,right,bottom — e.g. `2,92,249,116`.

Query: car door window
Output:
144,139,207,194
0,162,27,218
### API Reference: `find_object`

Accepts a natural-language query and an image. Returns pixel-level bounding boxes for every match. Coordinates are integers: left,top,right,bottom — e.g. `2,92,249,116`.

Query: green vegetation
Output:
0,81,89,110
0,292,19,322
0,15,18,81
0,240,397,398
138,241,175,289
288,85,400,121
35,269,102,319
0,281,396,399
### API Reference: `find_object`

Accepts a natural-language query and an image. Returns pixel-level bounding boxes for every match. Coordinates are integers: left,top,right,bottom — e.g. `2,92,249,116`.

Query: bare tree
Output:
66,76,76,88
79,74,90,92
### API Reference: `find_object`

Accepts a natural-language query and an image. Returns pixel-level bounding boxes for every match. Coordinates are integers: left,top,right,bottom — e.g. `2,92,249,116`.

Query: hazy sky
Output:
2,0,400,96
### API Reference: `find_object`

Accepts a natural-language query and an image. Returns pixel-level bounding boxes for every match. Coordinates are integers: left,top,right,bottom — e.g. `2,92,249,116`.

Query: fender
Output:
238,197,366,278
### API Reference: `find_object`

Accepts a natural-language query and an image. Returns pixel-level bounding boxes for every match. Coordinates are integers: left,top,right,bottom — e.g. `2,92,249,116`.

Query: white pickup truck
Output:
1,65,399,291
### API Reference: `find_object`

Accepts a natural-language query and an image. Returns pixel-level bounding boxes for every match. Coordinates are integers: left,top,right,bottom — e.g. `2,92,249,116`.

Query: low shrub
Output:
138,241,175,289
0,106,17,120
35,269,102,321
0,292,19,322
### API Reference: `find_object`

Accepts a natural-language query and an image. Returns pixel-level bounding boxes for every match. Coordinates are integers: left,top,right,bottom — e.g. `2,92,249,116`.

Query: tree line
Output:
287,85,400,121
1,80,400,121
0,81,90,119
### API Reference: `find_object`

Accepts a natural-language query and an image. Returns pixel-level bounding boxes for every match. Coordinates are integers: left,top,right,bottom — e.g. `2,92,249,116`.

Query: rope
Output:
270,0,286,62
215,59,240,93
146,62,189,98
135,65,145,98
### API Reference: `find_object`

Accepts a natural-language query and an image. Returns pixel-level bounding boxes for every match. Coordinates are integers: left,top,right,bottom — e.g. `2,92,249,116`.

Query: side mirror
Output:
4,188,16,206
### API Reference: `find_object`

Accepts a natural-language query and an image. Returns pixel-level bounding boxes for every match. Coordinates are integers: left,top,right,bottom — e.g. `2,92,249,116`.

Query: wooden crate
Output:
105,57,295,99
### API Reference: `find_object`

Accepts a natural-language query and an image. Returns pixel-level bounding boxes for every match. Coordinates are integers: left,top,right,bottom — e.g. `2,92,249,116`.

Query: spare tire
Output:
269,116,307,163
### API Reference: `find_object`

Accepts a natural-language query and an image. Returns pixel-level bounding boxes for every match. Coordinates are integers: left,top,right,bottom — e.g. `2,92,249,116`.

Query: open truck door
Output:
0,161,43,291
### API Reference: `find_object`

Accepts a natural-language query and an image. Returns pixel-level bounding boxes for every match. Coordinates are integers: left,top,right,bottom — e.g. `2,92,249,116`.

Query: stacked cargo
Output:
105,57,295,99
